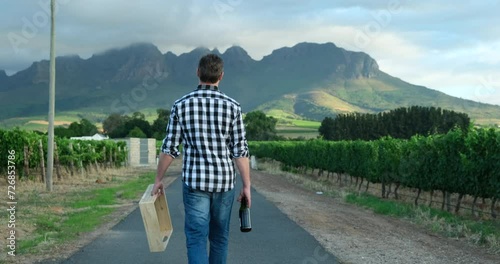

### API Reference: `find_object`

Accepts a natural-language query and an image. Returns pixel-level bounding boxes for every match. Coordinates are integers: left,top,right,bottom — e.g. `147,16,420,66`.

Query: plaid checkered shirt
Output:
161,84,249,192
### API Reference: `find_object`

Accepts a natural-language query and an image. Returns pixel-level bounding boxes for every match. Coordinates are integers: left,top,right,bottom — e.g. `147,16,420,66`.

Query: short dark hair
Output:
198,54,224,84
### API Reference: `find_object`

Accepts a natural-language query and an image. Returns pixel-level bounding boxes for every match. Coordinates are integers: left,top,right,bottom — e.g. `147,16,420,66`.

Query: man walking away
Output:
152,54,251,264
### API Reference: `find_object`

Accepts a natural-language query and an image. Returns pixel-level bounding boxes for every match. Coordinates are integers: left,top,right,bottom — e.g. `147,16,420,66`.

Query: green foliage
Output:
123,119,151,137
127,126,147,138
104,109,169,139
103,113,126,134
319,106,470,140
244,111,278,141
131,111,146,120
54,118,98,138
250,127,500,201
318,117,334,140
0,129,128,178
151,108,170,140
54,126,75,138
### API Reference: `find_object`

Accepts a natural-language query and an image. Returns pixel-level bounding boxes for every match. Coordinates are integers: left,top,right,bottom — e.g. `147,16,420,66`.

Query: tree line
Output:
102,109,170,139
55,106,470,141
54,109,170,140
55,109,278,141
319,106,470,141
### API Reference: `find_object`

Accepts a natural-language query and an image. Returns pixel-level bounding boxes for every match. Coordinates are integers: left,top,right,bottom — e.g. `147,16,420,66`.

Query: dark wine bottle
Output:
239,197,252,232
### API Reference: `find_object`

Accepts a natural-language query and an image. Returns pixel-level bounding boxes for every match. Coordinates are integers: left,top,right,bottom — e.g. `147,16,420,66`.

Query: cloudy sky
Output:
1,0,499,105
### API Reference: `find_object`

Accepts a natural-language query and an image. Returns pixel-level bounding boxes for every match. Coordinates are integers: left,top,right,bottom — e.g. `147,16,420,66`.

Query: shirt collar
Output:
196,84,219,91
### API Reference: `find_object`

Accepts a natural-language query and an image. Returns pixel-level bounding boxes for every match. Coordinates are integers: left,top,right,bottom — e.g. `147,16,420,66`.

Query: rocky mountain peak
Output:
224,46,250,57
222,46,255,68
260,42,379,79
87,42,166,81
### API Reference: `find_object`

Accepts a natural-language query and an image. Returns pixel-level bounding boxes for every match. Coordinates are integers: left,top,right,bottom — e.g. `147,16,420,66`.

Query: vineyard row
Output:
249,128,500,218
0,129,128,180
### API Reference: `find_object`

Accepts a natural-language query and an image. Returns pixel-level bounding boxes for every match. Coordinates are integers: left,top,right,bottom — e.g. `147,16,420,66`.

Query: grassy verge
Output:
257,159,500,254
1,169,155,259
18,207,115,255
346,193,500,253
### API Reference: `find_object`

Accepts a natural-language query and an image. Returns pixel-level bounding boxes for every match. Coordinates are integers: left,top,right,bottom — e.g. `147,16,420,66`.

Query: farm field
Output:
275,117,321,139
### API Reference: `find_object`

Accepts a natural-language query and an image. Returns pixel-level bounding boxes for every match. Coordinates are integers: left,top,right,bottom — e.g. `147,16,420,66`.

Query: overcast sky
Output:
1,0,499,105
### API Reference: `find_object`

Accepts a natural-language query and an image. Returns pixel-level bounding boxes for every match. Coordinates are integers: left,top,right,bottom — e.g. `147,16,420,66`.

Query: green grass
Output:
70,188,118,208
69,173,152,208
345,193,414,217
60,207,114,237
17,236,47,255
17,172,154,255
345,192,500,249
120,173,154,199
272,116,321,139
18,208,114,255
290,119,321,129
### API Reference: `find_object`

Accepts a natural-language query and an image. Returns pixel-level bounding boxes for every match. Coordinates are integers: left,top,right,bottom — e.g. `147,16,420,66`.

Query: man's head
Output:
197,54,224,84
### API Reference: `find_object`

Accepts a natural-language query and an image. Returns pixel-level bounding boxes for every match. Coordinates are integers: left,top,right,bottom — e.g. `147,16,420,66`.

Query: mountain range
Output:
1,42,499,125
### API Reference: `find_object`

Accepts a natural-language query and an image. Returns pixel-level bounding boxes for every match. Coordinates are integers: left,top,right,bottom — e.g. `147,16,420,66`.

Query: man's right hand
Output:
151,181,164,196
237,186,252,208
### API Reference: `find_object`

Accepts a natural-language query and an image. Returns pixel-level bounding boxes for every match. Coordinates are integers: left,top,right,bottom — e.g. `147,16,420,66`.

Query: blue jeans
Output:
183,183,235,264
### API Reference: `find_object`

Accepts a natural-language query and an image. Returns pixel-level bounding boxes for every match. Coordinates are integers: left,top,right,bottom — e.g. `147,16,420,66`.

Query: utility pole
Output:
46,0,56,191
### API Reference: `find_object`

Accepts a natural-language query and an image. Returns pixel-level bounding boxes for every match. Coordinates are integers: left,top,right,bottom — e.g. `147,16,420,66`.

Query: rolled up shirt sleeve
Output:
161,104,182,158
230,108,249,159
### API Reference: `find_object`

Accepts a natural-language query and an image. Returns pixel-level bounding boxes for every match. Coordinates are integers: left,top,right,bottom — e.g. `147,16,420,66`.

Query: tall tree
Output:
318,117,335,140
319,106,470,141
103,113,126,134
244,111,277,141
132,111,146,120
127,126,147,138
124,118,152,138
152,108,170,140
78,118,98,136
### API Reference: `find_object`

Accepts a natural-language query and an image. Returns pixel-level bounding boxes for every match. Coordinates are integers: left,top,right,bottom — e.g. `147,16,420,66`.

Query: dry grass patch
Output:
0,166,158,263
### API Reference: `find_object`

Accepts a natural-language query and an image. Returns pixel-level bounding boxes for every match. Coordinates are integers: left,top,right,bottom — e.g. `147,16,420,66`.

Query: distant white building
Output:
70,133,109,141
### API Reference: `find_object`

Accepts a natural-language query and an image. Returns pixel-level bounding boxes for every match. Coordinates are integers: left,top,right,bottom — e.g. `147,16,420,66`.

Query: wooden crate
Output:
139,184,173,252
